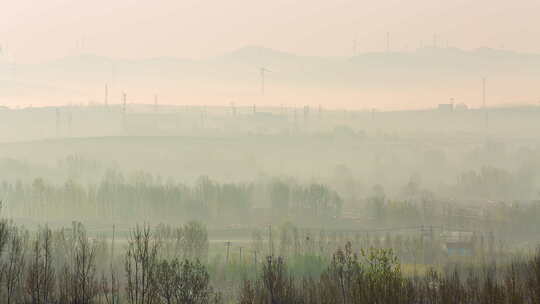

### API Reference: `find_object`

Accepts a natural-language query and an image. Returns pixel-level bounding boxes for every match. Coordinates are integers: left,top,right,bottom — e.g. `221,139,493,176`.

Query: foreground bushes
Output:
0,220,217,304
240,242,540,304
0,217,538,303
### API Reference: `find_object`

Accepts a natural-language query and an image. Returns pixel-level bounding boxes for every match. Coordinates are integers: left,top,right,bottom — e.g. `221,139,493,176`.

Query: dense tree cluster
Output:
0,174,342,226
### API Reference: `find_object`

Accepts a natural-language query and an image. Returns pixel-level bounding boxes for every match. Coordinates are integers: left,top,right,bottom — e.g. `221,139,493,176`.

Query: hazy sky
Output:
2,0,539,63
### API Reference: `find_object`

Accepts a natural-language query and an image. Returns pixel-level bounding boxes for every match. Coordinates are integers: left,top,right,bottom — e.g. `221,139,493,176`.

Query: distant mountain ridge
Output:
1,46,539,109
5,45,538,67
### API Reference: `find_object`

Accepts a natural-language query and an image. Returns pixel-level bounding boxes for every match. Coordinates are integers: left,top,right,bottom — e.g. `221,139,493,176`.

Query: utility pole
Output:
111,224,118,303
253,250,258,265
269,224,273,256
111,224,116,263
239,247,243,263
105,84,108,107
482,77,488,128
200,106,206,128
55,108,60,137
111,224,115,296
225,241,231,264
67,107,73,136
122,92,127,133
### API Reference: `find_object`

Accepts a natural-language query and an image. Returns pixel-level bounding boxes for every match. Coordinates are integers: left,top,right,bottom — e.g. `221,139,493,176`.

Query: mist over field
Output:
1,1,540,304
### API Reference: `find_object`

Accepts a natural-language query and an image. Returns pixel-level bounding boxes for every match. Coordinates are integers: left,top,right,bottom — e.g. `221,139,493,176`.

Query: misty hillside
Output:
1,46,539,108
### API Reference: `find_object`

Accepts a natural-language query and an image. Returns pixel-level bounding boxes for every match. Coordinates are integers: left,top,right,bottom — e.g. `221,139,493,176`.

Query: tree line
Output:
0,174,342,226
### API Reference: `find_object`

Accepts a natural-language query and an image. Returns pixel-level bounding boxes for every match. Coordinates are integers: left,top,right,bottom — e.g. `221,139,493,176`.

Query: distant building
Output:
445,241,474,257
442,230,475,257
438,103,454,112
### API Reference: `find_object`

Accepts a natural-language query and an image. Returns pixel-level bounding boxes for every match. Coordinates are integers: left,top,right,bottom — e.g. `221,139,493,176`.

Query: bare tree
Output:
125,225,159,304
4,225,27,304
25,226,55,304
58,223,99,304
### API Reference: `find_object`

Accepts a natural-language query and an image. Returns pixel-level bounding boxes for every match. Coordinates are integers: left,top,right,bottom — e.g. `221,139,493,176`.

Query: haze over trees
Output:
2,1,540,302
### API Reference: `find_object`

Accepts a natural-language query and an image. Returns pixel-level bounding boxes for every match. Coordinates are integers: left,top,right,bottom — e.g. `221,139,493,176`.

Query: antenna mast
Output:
259,67,271,95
